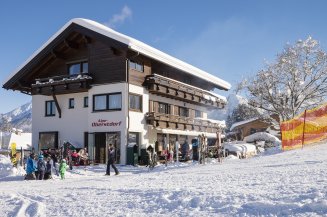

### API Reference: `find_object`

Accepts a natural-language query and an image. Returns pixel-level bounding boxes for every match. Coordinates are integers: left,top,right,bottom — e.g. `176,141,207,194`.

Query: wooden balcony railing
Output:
31,73,93,95
144,74,226,109
146,112,224,133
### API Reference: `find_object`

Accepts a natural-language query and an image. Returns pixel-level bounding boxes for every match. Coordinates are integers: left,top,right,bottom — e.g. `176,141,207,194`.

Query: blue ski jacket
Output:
26,157,37,174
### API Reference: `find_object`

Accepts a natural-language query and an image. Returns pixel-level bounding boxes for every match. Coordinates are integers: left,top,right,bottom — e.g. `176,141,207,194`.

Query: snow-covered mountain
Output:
209,93,248,121
0,102,32,133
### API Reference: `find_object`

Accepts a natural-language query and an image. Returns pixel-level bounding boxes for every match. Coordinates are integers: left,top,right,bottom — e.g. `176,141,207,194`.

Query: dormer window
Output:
68,61,88,76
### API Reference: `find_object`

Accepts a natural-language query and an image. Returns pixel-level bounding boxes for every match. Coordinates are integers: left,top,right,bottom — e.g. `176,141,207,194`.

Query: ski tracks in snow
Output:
5,193,46,217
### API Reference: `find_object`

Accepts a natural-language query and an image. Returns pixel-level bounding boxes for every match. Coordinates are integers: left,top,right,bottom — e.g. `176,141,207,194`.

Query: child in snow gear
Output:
59,159,67,179
106,144,119,176
37,154,46,180
25,153,37,180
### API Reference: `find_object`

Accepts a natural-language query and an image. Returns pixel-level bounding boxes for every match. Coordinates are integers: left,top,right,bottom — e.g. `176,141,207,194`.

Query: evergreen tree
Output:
226,104,261,130
0,115,12,132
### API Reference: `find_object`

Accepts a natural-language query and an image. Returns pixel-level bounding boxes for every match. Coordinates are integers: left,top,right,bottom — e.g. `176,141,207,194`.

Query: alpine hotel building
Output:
3,19,231,164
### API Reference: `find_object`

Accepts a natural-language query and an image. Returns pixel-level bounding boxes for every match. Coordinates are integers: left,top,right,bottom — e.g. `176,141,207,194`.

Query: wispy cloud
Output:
105,5,132,28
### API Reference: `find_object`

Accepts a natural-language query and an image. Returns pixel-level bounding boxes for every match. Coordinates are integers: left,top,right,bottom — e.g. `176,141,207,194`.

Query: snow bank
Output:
244,132,281,146
0,154,13,179
0,154,25,179
223,142,257,158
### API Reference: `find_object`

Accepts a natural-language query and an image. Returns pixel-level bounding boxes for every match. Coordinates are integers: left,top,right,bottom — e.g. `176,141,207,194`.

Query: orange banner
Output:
281,103,327,150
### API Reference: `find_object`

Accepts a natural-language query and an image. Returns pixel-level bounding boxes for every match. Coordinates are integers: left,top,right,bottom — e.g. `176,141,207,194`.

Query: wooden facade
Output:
144,74,226,109
146,112,220,133
231,119,276,140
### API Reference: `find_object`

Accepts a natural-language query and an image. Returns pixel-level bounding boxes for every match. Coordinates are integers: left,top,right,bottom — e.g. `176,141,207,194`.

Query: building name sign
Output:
92,119,122,127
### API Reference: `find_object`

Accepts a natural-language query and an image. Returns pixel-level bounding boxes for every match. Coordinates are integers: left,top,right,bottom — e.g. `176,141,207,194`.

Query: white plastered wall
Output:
88,83,128,164
32,92,89,150
32,82,129,164
128,84,149,149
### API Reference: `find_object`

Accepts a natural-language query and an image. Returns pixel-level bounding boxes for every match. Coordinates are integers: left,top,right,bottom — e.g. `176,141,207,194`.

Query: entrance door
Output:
106,132,121,164
94,133,106,164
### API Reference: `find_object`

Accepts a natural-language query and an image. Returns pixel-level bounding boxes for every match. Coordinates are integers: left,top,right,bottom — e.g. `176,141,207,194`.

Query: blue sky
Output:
1,0,327,114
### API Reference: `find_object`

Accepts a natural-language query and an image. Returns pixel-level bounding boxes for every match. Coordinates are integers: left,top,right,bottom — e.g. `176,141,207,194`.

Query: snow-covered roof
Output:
4,18,231,90
160,129,225,138
230,118,259,131
5,133,32,150
193,117,226,128
243,132,281,146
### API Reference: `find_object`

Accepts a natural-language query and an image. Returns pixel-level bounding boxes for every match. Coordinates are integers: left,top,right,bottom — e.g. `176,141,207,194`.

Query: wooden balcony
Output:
146,112,224,133
144,74,226,109
31,73,93,95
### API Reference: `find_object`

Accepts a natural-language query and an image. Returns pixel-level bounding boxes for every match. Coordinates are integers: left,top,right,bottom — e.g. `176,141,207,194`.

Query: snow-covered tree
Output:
226,104,261,130
239,37,327,122
0,115,12,132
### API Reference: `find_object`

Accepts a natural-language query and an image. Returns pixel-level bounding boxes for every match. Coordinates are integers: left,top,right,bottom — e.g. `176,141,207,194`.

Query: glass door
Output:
87,133,95,162
106,132,121,164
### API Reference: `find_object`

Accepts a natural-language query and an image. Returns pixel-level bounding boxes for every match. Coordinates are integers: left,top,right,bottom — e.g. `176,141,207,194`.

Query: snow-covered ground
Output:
1,143,327,217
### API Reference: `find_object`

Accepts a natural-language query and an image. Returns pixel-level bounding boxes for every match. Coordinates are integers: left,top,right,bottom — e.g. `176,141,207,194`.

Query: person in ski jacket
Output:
25,153,37,180
44,158,52,180
181,141,189,160
105,144,119,176
37,154,46,180
59,159,67,180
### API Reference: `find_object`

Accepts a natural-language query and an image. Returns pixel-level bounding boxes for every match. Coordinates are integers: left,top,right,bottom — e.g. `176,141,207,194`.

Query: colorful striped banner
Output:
281,103,327,150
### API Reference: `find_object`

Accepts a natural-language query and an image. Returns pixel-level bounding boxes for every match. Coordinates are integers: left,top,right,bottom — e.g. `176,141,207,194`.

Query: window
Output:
94,95,107,111
69,98,75,109
45,101,56,116
68,61,88,75
179,107,189,117
129,94,142,111
158,102,169,114
93,93,122,111
128,132,139,147
39,132,58,149
129,60,144,72
109,94,122,110
84,97,89,108
195,110,202,118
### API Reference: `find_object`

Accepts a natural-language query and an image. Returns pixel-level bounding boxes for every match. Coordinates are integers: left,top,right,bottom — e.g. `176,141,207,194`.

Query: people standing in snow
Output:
59,159,67,180
168,148,174,163
192,139,199,161
105,144,119,176
51,149,59,176
181,140,189,161
78,148,89,165
25,153,37,180
44,158,52,180
37,154,46,180
71,150,79,164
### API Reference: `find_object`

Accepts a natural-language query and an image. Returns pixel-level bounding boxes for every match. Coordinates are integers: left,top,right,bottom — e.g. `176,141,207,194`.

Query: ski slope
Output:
0,143,327,216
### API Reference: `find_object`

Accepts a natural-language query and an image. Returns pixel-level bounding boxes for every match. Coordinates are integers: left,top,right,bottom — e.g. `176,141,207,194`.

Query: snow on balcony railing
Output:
32,73,92,86
147,74,227,103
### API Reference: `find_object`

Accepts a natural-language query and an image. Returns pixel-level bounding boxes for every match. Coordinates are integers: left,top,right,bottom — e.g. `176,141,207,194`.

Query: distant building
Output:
229,116,280,141
0,131,32,150
3,19,230,164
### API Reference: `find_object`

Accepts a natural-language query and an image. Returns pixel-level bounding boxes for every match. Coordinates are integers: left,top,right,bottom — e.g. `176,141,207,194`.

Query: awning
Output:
159,129,225,138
